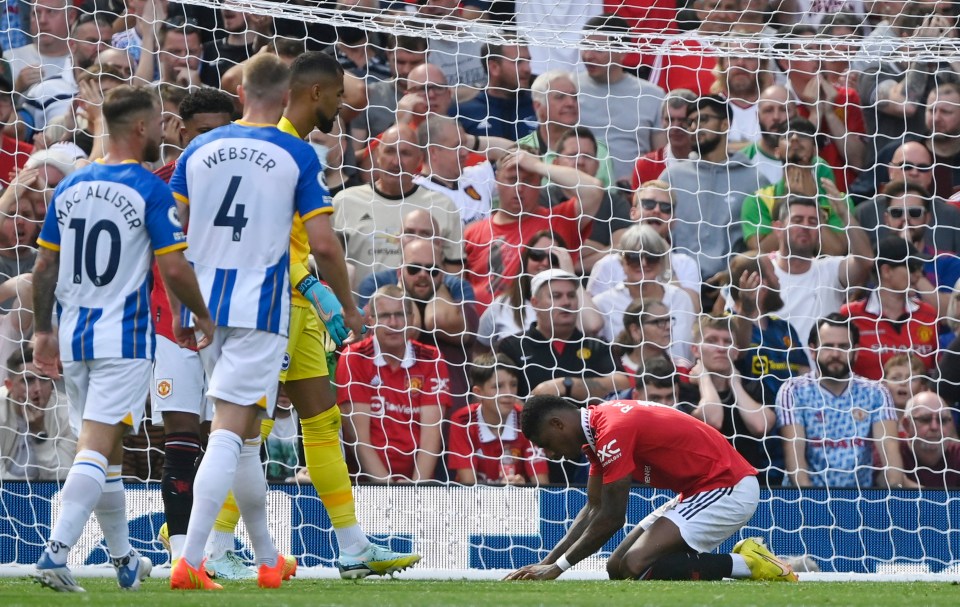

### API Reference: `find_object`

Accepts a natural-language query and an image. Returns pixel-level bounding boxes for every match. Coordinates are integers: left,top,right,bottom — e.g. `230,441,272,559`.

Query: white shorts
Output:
64,358,152,430
151,335,212,424
198,326,287,417
639,475,760,553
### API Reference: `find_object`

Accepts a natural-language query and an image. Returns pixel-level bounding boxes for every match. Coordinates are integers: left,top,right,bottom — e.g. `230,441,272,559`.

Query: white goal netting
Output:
1,0,959,576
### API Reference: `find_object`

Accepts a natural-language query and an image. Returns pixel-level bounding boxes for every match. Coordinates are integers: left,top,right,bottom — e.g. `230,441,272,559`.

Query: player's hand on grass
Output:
504,563,562,581
33,331,61,380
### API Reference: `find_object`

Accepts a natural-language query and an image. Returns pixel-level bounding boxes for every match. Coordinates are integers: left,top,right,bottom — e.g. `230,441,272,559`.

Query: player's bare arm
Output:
31,246,61,379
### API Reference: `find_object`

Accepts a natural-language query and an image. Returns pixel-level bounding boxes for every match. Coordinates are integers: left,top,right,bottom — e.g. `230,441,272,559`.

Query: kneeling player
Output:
506,396,798,582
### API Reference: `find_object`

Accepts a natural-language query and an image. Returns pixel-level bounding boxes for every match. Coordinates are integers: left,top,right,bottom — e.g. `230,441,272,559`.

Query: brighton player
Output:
148,89,252,577
32,85,214,592
276,50,421,578
168,53,363,590
507,396,798,582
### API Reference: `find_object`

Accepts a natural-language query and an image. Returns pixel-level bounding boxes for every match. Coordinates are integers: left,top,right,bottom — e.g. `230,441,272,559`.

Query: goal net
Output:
1,0,959,577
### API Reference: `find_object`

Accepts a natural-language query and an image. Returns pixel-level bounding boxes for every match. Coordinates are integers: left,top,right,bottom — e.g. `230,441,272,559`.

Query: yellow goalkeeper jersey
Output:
277,116,333,308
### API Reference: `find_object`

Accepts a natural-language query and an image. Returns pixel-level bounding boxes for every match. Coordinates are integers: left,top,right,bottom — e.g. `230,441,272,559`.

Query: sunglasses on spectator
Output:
892,163,933,172
405,264,442,277
622,252,664,266
638,198,673,214
527,249,560,265
887,207,926,220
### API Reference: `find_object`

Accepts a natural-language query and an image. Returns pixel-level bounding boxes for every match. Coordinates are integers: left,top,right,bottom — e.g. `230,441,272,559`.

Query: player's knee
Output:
606,555,626,580
620,551,655,580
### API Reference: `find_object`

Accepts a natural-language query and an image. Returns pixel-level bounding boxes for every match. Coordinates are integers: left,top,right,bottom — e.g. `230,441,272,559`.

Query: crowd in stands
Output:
1,0,960,490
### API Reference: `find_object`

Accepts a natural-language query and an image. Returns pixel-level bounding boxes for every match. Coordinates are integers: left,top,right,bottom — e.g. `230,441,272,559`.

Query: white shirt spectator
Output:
592,281,696,361
414,161,497,225
587,251,700,298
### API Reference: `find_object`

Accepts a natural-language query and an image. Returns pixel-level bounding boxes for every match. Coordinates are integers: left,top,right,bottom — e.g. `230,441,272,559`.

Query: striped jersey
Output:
169,121,330,335
37,161,187,362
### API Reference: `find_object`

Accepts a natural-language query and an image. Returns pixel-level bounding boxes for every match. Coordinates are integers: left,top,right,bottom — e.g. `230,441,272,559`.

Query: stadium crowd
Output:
2,0,960,497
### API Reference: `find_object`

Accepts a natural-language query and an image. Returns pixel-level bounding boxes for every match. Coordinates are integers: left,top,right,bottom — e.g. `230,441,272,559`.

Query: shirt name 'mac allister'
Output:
57,184,144,229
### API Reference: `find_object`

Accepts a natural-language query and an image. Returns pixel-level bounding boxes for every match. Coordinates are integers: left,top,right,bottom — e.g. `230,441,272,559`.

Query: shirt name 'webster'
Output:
58,184,143,229
202,147,277,172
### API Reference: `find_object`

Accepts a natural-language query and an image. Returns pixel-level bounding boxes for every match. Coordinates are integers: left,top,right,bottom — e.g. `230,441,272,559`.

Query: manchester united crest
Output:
156,379,172,399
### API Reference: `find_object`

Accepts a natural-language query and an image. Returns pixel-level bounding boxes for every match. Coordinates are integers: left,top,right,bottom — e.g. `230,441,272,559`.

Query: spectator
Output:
447,353,549,485
711,36,775,148
403,63,455,119
630,89,696,190
201,7,272,87
661,95,767,281
591,224,697,362
688,315,776,479
332,124,464,289
615,298,693,376
841,237,939,381
110,0,166,69
0,345,75,480
414,114,513,225
634,354,683,408
776,25,867,192
337,286,449,483
3,0,75,92
739,85,798,185
0,72,32,186
777,313,909,488
576,14,665,184
542,127,632,272
497,269,619,399
352,35,427,147
155,19,204,88
459,35,535,141
766,195,872,350
882,353,929,418
19,14,112,142
855,142,960,255
728,254,809,402
476,231,586,350
514,0,603,75
898,391,960,489
588,179,700,298
740,118,849,254
401,238,478,408
517,70,615,189
417,0,485,88
463,148,601,307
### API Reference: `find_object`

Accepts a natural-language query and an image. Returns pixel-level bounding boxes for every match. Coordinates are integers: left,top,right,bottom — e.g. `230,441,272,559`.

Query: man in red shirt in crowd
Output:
463,148,601,307
505,396,798,582
447,353,549,485
337,285,450,483
0,72,32,187
631,89,695,191
841,237,939,381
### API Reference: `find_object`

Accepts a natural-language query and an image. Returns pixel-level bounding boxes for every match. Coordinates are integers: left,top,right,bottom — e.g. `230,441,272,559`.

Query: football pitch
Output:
1,578,958,607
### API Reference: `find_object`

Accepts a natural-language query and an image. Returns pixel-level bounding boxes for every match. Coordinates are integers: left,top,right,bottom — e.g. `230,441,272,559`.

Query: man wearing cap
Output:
840,237,939,381
497,269,619,399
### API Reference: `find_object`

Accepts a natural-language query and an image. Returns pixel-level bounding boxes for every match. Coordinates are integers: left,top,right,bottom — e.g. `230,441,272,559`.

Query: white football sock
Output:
181,429,242,568
48,450,108,565
730,554,751,578
95,466,131,558
232,437,278,567
336,525,370,557
205,530,236,561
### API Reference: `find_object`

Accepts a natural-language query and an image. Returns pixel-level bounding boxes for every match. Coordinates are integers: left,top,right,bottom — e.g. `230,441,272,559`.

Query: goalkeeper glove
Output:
296,275,364,347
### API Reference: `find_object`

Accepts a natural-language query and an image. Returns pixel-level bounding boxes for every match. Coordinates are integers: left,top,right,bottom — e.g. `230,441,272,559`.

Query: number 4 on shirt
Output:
215,175,248,241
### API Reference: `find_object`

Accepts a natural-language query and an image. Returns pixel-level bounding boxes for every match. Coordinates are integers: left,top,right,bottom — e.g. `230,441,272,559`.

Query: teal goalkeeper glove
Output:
296,275,364,347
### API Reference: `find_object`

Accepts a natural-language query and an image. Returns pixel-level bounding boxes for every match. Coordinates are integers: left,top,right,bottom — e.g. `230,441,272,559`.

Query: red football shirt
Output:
335,337,451,479
463,198,588,307
149,160,178,342
649,37,717,95
0,135,32,187
447,403,548,483
584,401,756,499
841,295,939,381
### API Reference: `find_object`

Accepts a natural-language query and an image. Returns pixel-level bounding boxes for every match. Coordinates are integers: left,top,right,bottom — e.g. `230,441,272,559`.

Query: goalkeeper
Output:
274,51,420,578
507,396,798,582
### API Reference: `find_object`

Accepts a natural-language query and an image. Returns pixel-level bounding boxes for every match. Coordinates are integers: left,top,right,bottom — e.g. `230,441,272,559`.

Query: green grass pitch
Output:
1,578,958,607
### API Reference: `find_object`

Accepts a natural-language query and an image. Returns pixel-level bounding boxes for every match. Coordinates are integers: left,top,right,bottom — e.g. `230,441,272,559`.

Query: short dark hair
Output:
480,33,527,74
556,126,598,155
638,355,677,390
6,345,32,374
776,116,817,138
695,94,732,124
468,353,519,390
520,395,578,443
178,87,235,123
388,34,428,54
583,14,631,37
809,312,859,348
71,12,112,35
102,85,158,132
882,179,931,210
290,50,344,91
775,194,820,222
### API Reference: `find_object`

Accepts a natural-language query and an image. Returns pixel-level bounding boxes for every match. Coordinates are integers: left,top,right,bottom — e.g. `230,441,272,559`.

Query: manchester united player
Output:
506,396,798,582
